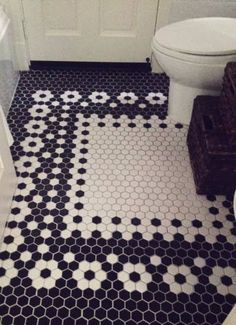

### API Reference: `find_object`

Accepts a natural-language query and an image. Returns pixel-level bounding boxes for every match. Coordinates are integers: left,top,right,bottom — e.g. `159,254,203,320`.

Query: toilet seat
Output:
153,17,236,58
152,39,236,65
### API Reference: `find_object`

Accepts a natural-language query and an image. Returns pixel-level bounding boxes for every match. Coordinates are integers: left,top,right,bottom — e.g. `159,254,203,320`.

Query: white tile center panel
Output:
69,114,234,245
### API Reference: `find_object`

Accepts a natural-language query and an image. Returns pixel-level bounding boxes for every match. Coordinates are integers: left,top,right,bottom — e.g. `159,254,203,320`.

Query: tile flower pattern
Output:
88,91,110,104
117,91,138,104
28,260,62,290
32,90,53,102
145,92,167,105
60,90,82,103
0,67,235,325
73,261,106,290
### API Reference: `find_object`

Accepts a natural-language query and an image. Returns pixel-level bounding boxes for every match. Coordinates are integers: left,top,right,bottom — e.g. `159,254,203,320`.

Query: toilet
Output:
152,17,236,124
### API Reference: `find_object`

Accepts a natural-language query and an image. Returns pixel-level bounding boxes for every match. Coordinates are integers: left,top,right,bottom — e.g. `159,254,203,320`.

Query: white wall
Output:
0,0,29,70
0,0,8,8
156,0,236,30
0,2,19,115
9,0,30,70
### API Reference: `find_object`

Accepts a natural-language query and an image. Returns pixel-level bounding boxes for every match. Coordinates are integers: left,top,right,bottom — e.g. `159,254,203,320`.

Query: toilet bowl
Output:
152,17,236,124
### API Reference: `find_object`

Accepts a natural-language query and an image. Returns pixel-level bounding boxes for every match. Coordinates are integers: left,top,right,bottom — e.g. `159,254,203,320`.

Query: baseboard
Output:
30,61,152,72
8,73,20,114
15,41,30,71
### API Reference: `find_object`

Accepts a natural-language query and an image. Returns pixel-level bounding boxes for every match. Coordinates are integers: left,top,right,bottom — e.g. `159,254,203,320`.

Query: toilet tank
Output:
157,0,236,29
0,5,19,116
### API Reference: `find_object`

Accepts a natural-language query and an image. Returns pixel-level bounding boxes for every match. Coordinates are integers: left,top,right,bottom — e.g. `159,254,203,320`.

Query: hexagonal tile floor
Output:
0,67,235,325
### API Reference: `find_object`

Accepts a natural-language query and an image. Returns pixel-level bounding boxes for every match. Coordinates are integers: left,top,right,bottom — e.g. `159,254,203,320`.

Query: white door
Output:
22,0,159,62
0,108,17,241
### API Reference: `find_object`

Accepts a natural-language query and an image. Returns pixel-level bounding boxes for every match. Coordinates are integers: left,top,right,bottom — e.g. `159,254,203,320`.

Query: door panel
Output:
23,0,159,62
100,0,138,36
43,0,82,37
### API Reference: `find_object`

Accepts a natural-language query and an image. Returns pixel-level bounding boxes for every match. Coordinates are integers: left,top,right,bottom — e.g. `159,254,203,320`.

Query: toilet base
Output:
168,80,219,125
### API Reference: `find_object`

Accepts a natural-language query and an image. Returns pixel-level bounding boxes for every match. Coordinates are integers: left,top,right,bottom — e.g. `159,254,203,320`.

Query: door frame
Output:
22,0,160,63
